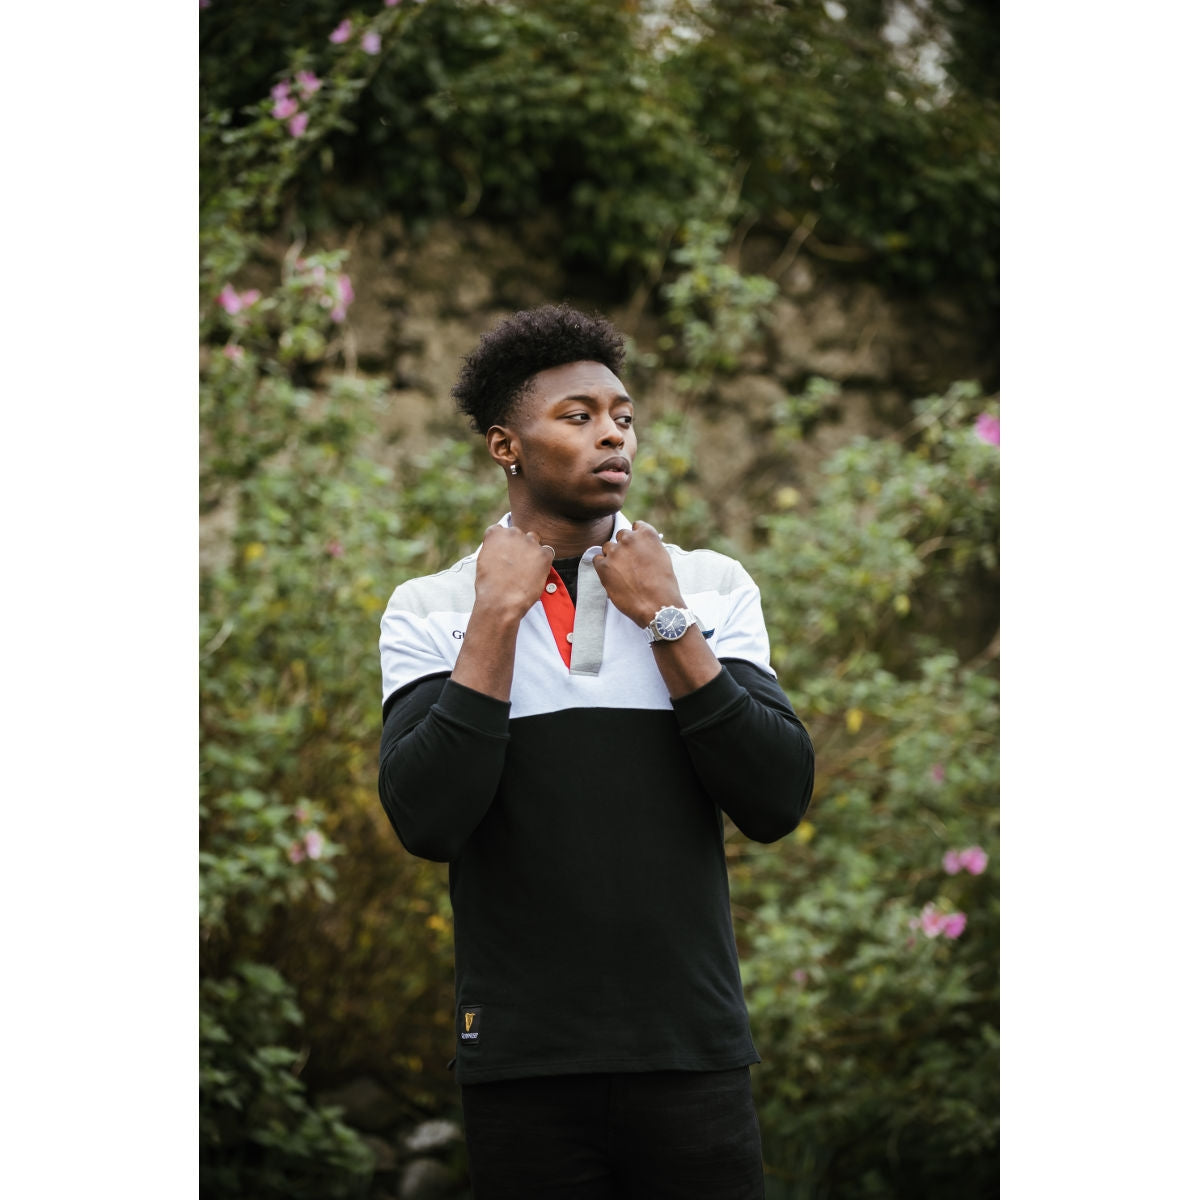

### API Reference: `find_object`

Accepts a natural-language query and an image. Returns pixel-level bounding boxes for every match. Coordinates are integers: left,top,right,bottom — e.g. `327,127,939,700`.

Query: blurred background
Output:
199,2,999,1197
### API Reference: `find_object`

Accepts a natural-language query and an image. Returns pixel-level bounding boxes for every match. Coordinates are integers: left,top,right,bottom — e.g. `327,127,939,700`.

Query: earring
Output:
510,463,520,476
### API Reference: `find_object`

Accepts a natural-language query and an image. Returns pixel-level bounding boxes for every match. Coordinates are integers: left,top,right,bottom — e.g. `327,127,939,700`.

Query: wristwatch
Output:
643,605,698,644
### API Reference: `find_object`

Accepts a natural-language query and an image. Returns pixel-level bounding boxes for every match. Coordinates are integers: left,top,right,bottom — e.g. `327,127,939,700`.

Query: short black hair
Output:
451,304,627,434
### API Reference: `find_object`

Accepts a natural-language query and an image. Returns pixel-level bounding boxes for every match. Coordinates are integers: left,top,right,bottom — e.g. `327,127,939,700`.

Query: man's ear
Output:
486,425,519,474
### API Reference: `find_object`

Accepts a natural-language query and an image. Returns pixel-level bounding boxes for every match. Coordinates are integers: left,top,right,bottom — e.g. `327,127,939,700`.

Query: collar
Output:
493,511,633,556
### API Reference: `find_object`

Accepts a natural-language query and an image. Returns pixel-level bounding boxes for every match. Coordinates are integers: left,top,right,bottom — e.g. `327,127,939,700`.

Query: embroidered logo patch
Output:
460,1006,482,1042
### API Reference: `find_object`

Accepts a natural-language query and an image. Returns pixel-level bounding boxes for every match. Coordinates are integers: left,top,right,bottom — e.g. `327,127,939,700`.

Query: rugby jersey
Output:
378,512,814,1084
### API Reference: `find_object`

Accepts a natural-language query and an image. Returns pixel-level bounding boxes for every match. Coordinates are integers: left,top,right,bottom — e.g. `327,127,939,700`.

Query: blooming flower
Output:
287,841,306,864
975,412,1000,446
919,904,943,938
303,830,325,860
944,844,988,876
930,762,945,784
222,344,244,362
217,285,259,315
385,0,400,6
917,903,967,939
217,284,242,314
288,112,310,138
958,845,988,875
330,273,355,321
330,19,352,43
325,539,345,558
362,30,382,54
791,969,808,987
941,912,967,939
270,81,291,102
296,70,322,98
272,96,299,120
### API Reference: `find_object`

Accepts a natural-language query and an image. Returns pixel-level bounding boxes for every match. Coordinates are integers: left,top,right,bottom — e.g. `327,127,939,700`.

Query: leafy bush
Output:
735,393,1000,1197
200,0,998,302
200,12,423,1193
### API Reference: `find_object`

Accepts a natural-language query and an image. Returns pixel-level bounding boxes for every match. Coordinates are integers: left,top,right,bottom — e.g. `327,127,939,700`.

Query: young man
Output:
378,304,814,1198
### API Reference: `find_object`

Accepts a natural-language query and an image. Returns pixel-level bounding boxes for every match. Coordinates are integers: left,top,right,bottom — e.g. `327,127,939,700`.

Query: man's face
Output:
508,360,637,522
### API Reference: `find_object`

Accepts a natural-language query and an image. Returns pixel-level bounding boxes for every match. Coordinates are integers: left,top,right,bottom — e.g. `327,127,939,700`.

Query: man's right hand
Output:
472,524,555,622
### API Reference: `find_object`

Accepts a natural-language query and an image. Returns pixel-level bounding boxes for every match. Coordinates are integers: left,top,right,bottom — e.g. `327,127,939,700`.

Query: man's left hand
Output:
593,521,684,629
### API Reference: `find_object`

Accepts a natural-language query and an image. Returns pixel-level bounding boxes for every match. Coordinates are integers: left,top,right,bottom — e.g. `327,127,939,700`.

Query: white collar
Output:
495,511,632,551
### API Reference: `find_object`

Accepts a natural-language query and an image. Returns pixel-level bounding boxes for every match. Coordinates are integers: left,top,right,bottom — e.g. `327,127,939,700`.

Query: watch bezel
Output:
647,605,695,643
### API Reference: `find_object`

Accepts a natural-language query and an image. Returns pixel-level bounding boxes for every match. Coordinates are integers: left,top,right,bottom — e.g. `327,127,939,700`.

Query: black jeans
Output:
459,1067,765,1199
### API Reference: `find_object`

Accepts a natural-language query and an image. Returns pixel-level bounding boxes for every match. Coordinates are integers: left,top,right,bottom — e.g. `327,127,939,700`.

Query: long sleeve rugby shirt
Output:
378,513,814,1084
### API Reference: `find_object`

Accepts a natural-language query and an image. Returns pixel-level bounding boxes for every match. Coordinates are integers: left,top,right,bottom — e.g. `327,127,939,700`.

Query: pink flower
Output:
791,969,808,987
385,0,400,6
975,413,1000,446
270,81,291,102
272,96,299,120
362,30,382,54
919,904,943,937
941,912,967,939
296,70,322,98
917,904,967,939
303,830,325,860
330,19,352,43
944,844,988,876
200,0,212,8
294,804,310,823
930,762,945,784
217,284,242,314
325,539,345,558
240,289,261,307
222,344,244,362
958,846,988,875
288,112,310,138
287,841,306,864
337,274,355,305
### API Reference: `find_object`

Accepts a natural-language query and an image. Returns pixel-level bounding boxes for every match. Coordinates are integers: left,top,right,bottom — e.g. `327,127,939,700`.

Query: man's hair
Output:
451,304,627,434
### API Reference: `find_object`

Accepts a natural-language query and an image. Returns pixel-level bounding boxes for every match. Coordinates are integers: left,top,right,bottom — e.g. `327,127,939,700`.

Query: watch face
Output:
655,607,688,640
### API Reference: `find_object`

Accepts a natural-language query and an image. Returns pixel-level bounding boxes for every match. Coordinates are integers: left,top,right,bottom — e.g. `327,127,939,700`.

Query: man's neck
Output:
506,503,616,558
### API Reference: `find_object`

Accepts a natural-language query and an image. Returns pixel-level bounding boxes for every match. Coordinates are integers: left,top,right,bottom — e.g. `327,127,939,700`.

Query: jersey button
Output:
545,582,557,593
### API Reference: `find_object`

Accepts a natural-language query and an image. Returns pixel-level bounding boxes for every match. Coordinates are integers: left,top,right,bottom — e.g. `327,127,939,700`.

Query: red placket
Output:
538,567,575,669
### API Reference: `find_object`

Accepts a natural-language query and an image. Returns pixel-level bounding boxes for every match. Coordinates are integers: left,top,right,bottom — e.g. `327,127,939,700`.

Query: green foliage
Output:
734,395,999,1197
660,218,779,395
200,0,998,302
200,963,374,1199
663,0,998,302
200,15,426,1193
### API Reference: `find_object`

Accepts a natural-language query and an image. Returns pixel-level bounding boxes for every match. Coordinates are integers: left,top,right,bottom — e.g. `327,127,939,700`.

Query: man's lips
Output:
593,456,631,483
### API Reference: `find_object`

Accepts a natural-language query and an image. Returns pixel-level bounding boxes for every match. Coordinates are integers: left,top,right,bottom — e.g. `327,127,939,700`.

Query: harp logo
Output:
460,1007,482,1042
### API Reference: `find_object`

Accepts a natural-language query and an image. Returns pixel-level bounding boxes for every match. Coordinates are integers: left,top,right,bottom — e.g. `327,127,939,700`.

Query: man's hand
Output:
595,521,721,697
450,524,554,702
473,524,555,622
593,521,684,628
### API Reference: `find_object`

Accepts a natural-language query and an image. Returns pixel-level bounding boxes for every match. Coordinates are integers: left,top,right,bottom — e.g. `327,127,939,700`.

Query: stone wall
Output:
277,217,996,542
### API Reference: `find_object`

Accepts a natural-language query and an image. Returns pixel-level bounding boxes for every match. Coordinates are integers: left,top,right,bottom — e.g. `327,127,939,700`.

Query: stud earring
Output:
510,463,520,476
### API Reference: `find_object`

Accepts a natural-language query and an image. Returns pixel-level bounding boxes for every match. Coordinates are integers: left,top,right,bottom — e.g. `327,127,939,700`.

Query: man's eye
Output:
564,413,588,422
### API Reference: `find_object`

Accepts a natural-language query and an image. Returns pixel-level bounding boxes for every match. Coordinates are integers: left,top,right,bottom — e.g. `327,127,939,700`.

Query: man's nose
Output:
596,417,625,446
